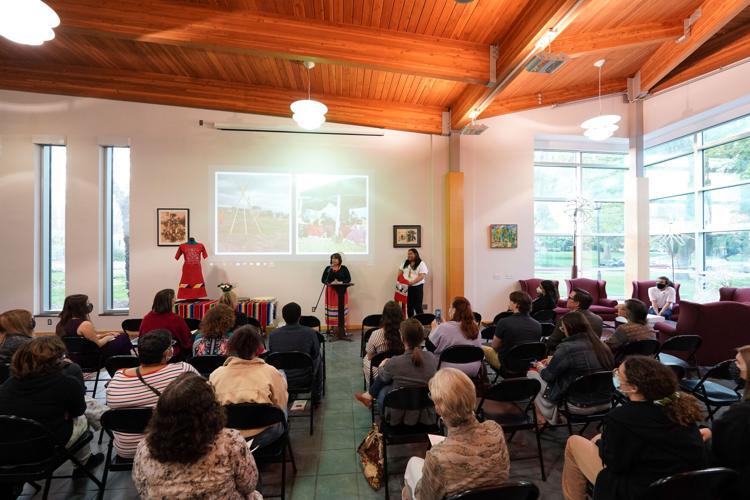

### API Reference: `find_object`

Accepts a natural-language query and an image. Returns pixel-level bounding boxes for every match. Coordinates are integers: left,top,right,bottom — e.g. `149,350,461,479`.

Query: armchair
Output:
719,287,750,304
518,278,567,318
565,278,618,321
632,280,681,321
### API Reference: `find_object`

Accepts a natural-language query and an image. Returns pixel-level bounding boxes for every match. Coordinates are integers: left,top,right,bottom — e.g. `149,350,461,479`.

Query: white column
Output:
624,99,650,297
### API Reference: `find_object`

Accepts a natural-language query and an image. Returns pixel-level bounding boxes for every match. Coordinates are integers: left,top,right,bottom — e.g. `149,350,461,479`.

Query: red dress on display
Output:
175,242,208,299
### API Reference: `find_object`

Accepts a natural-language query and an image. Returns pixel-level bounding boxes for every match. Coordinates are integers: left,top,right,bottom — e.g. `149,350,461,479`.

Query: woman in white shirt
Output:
648,276,677,320
399,248,429,318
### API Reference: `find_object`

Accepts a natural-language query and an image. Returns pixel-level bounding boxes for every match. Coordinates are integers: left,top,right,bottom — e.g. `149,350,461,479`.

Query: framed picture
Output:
490,224,518,249
393,225,421,248
157,208,190,246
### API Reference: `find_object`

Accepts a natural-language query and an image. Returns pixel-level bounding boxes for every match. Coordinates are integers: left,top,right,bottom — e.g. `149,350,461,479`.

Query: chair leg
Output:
579,422,590,436
535,428,546,482
98,428,104,445
310,398,314,436
566,416,574,436
383,440,389,500
92,370,101,397
280,439,287,500
287,439,297,472
42,477,52,500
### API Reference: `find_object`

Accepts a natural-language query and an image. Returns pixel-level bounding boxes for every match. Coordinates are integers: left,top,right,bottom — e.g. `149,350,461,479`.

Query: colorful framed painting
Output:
157,208,190,246
393,225,421,248
490,224,517,249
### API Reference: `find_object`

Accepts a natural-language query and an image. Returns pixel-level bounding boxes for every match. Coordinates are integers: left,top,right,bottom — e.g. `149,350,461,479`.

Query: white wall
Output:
0,90,447,330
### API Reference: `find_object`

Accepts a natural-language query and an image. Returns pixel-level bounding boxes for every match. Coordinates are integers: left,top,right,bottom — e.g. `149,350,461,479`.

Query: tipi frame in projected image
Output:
228,183,264,236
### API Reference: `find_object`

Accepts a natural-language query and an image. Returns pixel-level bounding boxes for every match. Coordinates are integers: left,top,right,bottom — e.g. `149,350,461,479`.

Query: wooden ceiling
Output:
0,0,749,134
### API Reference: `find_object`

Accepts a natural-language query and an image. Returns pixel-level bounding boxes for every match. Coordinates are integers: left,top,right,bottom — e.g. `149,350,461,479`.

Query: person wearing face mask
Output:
482,291,541,371
562,355,706,500
56,294,132,360
704,345,750,498
647,276,676,320
531,280,559,315
0,309,35,363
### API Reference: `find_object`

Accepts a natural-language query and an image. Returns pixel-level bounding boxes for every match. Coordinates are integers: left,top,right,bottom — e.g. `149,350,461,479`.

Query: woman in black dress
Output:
322,253,352,330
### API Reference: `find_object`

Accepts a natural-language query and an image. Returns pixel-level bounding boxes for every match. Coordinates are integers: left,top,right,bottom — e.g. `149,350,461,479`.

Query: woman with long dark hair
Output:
563,356,706,500
363,300,405,386
139,289,192,360
398,248,428,317
56,294,132,360
321,252,352,332
428,297,483,377
531,280,559,315
0,309,34,363
132,372,262,499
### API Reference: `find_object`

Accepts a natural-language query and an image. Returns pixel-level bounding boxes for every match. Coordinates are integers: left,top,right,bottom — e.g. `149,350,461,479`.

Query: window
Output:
40,145,66,313
646,113,750,300
534,150,628,297
104,147,130,311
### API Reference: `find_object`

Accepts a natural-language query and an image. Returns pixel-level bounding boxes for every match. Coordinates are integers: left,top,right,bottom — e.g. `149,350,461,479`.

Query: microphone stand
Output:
312,267,332,312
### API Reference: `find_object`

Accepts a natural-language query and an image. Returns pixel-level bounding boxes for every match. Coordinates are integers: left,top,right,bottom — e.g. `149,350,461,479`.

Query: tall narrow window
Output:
41,145,66,312
104,147,131,311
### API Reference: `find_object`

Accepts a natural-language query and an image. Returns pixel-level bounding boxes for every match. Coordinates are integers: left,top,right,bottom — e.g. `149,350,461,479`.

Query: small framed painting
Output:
157,208,190,246
393,225,421,248
490,224,518,248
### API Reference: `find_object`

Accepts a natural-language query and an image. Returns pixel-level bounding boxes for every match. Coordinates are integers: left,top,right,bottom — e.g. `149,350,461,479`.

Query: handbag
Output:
357,423,384,490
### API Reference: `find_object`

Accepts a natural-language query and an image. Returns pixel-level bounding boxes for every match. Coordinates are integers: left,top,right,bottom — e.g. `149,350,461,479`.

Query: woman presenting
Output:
399,248,428,318
322,253,352,331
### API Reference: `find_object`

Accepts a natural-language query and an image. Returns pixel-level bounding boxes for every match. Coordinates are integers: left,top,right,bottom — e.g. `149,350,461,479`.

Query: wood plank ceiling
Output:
0,0,749,133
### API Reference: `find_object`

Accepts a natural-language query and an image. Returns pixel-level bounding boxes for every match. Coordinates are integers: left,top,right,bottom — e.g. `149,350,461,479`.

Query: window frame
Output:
102,146,130,314
39,144,66,314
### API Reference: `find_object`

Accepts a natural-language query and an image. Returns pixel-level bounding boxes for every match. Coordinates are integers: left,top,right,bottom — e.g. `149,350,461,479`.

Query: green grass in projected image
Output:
217,208,290,253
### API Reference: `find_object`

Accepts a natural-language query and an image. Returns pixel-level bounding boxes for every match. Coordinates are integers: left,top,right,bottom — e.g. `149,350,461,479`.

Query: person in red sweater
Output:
139,289,192,360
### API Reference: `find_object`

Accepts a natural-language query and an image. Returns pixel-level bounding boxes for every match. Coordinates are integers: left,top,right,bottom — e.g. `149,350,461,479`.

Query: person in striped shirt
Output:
106,329,198,458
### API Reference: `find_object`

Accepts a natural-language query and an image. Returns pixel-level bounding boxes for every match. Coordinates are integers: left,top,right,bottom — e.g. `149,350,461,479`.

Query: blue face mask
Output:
613,374,621,390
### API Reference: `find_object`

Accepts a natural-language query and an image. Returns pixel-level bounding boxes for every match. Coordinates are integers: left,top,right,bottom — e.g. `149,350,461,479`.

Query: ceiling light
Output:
581,59,621,141
0,0,60,46
290,62,328,130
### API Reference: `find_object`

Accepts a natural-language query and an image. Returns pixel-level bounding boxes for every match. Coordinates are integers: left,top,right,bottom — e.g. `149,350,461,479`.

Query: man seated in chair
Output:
269,302,322,402
546,288,603,352
481,291,541,371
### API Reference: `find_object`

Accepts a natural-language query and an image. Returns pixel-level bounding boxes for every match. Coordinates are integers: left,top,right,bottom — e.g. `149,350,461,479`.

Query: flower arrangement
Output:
217,283,234,293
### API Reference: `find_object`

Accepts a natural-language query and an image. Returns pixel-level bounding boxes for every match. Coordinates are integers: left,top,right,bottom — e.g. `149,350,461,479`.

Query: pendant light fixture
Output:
0,0,60,46
290,61,328,130
581,59,621,141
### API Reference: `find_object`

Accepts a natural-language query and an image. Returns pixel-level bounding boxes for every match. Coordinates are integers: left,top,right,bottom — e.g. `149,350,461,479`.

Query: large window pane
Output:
42,145,66,312
535,236,573,273
582,168,625,200
534,150,576,163
581,152,627,167
583,202,624,234
649,233,696,274
644,155,694,198
534,201,573,233
645,136,693,165
703,114,750,144
704,231,750,276
650,194,696,234
107,147,130,310
703,184,750,230
649,270,699,301
534,166,576,198
581,236,625,297
703,135,750,187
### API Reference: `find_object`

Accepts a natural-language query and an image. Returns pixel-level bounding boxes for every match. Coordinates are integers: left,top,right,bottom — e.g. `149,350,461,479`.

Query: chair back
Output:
362,314,382,329
414,313,436,326
482,377,541,404
184,318,201,331
618,339,660,359
121,318,142,334
101,408,152,435
445,481,540,500
0,363,9,384
0,415,56,468
566,278,606,303
187,355,227,377
266,351,314,372
244,317,262,329
299,315,321,331
480,326,495,342
502,342,547,376
438,345,485,369
363,327,378,346
224,403,286,430
519,279,560,301
105,355,140,377
644,467,738,500
563,371,614,408
493,311,513,325
531,310,555,323
383,386,433,412
540,322,555,338
658,335,702,358
719,287,750,303
473,312,482,324
700,359,737,384
665,364,686,381
61,336,103,371
369,350,398,384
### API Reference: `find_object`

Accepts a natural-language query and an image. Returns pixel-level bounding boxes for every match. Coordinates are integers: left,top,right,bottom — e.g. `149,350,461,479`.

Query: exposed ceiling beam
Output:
49,0,489,85
635,0,750,95
0,62,445,134
450,0,586,130
552,22,684,58
479,79,626,118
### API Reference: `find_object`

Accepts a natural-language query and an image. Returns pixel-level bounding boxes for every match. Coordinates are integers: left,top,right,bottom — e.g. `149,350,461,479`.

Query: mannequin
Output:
175,237,208,300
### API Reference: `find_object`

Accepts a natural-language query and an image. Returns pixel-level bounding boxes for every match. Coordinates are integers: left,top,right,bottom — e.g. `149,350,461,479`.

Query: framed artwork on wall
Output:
157,208,190,246
490,224,518,248
393,225,421,248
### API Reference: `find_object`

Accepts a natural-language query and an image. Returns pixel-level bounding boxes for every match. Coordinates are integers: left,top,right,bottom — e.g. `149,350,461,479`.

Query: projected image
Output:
215,172,291,254
296,174,368,254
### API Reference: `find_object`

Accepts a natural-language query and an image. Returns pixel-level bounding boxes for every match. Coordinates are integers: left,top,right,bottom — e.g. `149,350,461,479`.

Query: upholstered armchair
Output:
518,279,560,300
719,287,750,304
632,280,681,321
565,278,618,321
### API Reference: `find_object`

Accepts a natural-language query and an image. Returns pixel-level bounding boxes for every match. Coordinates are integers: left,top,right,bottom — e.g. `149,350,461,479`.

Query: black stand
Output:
329,282,354,342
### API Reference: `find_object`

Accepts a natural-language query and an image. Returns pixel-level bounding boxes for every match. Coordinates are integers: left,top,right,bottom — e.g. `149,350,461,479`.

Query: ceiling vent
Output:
459,122,488,135
525,52,568,74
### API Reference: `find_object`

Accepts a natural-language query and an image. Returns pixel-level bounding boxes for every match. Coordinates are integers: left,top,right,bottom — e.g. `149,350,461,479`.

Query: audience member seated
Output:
428,296,483,377
212,325,288,447
355,318,437,425
706,345,750,498
106,330,198,459
532,279,560,315
606,299,656,353
546,289,604,351
56,294,132,359
530,311,615,424
0,337,104,474
648,276,677,320
139,289,192,360
132,373,262,499
269,302,322,401
565,278,618,321
482,291,541,371
192,304,236,357
363,300,405,386
402,368,510,500
218,284,250,331
562,356,707,500
0,309,34,363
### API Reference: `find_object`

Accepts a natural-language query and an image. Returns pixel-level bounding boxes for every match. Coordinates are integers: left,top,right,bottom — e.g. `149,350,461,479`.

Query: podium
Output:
329,282,354,341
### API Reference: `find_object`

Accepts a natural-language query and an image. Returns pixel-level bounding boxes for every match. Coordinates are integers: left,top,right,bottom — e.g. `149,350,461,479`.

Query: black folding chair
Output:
414,313,436,326
224,403,295,500
360,327,378,358
643,467,739,500
120,318,142,334
558,371,614,436
0,415,104,500
266,352,316,435
104,355,139,378
493,311,513,325
481,326,495,344
381,387,439,500
62,336,105,396
0,363,9,384
437,345,486,386
657,335,702,377
477,378,545,481
366,350,399,421
531,310,555,323
446,481,540,500
679,360,741,420
615,339,660,364
299,315,321,331
316,331,327,398
99,408,152,496
360,314,382,354
498,342,547,381
184,318,201,331
540,322,555,339
245,317,262,330
473,312,482,324
188,355,227,377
